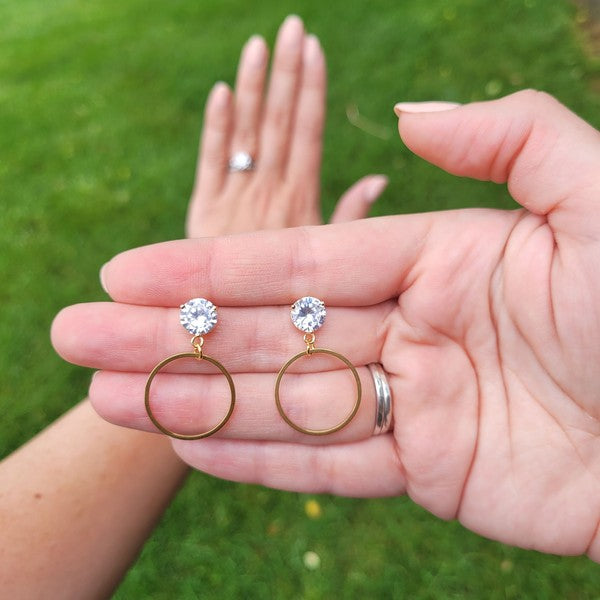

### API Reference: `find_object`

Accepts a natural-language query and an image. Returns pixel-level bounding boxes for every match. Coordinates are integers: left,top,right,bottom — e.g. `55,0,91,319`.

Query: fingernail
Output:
393,101,461,117
99,263,109,294
244,35,267,68
210,81,230,107
279,14,304,48
365,175,388,203
303,34,321,64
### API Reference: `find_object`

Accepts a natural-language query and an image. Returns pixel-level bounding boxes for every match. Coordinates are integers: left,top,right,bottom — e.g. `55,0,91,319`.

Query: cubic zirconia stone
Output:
179,298,218,335
229,151,253,171
290,296,326,333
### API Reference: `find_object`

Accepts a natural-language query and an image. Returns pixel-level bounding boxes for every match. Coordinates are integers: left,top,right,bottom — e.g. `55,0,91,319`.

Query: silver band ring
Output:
228,151,255,172
368,363,392,435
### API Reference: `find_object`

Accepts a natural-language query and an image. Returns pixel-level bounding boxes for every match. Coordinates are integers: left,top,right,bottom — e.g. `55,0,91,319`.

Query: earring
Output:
275,296,361,436
145,297,235,440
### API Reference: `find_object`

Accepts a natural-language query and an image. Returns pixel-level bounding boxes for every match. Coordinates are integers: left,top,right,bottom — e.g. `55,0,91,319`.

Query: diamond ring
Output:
228,151,255,173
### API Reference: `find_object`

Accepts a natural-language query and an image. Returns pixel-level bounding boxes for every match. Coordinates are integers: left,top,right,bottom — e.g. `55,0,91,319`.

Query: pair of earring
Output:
145,296,361,440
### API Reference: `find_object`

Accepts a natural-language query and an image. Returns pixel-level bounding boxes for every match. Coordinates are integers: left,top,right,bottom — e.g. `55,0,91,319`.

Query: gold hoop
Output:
145,352,235,440
274,348,361,436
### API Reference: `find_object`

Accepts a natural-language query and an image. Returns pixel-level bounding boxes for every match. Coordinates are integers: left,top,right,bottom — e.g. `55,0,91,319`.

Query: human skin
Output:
53,89,600,562
1,16,383,599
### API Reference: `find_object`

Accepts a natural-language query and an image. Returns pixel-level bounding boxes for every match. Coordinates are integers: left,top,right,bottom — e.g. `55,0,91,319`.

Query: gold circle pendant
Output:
145,352,235,440
274,348,361,436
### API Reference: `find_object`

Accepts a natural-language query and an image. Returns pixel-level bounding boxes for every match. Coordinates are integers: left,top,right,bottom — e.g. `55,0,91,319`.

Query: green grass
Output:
1,0,600,597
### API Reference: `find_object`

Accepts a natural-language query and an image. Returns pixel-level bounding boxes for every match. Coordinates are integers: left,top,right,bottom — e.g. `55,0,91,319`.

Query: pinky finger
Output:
190,82,233,206
329,175,388,224
172,434,405,497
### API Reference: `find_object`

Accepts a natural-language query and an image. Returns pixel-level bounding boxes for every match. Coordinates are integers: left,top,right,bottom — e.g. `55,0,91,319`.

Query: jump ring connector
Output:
191,335,204,358
303,333,316,354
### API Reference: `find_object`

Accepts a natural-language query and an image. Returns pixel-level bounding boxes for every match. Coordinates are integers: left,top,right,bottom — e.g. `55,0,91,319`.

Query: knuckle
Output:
512,88,559,111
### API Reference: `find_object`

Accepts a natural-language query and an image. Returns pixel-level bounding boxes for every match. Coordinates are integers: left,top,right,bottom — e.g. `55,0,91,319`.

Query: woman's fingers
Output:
285,34,326,203
329,175,388,223
99,215,434,306
396,90,600,241
229,35,268,164
172,435,405,497
259,15,305,175
188,82,233,210
90,368,378,444
51,302,392,373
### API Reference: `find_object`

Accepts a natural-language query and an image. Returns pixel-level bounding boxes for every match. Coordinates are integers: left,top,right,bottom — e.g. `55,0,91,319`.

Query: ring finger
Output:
90,366,382,444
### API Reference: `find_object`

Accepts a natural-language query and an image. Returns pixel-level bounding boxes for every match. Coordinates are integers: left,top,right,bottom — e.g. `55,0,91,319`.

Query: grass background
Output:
1,0,600,597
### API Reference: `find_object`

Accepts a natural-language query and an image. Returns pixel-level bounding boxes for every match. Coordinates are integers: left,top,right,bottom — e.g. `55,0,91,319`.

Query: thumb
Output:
329,175,388,223
395,90,600,240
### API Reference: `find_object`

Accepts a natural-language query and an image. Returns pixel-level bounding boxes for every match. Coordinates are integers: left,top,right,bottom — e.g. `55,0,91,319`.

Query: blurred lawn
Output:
1,0,600,598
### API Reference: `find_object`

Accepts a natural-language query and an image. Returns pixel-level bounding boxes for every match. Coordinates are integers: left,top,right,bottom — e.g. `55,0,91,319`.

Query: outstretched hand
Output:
53,90,600,561
186,15,387,238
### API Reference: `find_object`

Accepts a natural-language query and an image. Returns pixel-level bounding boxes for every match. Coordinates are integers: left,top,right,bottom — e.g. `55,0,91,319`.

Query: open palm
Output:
186,15,386,238
52,91,600,561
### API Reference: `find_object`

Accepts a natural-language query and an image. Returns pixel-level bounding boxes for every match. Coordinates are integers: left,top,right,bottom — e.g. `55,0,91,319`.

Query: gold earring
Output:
275,296,361,435
145,298,235,440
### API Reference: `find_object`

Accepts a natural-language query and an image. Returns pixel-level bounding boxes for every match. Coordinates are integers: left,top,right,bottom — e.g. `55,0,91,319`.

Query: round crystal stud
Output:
179,298,218,336
290,296,326,333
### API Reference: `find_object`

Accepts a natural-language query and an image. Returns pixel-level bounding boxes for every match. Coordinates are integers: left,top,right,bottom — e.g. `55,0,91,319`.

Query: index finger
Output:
101,215,431,307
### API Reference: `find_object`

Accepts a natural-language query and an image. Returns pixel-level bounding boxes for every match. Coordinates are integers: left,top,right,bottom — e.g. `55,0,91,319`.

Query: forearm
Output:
0,399,188,599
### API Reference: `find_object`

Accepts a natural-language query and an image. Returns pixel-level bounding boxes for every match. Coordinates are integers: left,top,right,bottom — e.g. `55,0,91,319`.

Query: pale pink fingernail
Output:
99,263,109,294
278,14,304,48
244,35,267,68
393,101,461,117
365,175,388,203
210,81,231,107
303,34,321,64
